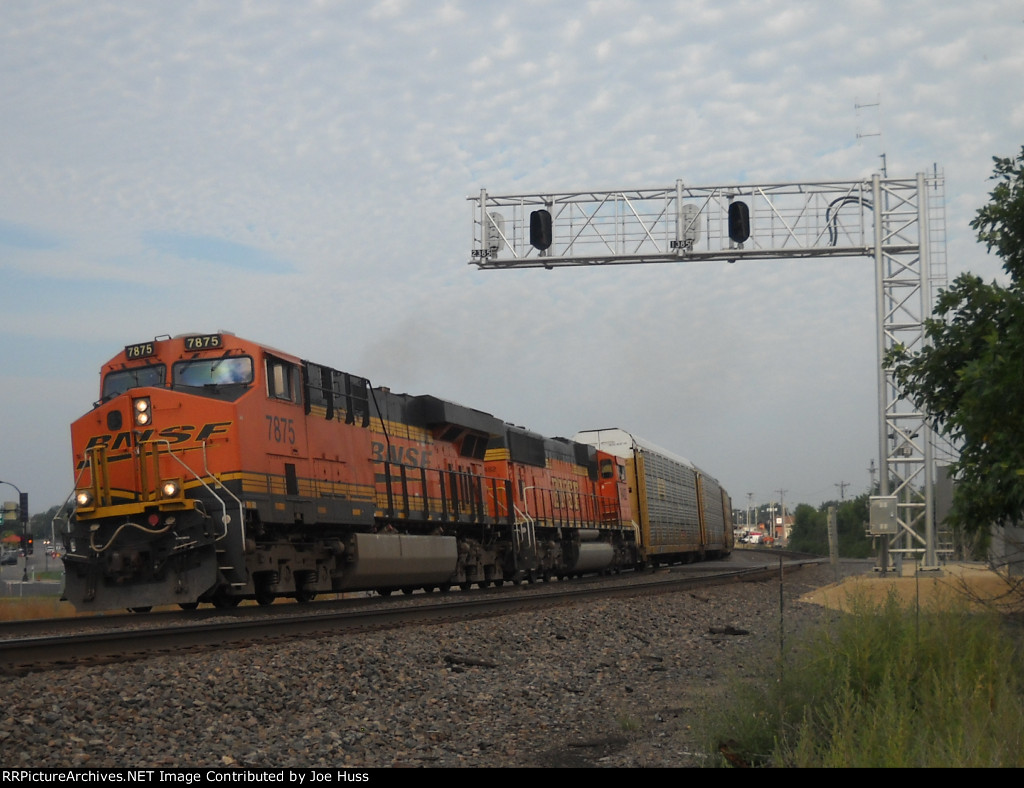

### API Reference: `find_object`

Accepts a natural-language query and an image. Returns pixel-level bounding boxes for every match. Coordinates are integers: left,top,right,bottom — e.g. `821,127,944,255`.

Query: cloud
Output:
1,0,1022,511
143,231,295,273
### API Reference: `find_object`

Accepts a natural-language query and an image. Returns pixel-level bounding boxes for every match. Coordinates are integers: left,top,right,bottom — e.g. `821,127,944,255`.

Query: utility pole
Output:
774,489,787,543
835,481,850,500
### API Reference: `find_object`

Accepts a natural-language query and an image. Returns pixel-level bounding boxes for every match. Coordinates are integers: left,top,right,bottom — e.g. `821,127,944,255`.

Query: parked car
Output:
0,552,18,566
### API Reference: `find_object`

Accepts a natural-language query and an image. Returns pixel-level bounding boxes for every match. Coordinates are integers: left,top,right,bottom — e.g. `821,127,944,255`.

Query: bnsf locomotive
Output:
60,332,733,611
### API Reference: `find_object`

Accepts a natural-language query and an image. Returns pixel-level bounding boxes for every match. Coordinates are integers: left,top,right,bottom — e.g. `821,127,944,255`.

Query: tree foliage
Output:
887,147,1024,530
788,495,873,558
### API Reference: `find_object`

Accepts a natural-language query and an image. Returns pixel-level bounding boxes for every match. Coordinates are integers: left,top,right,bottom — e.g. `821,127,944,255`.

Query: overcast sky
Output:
2,0,1022,516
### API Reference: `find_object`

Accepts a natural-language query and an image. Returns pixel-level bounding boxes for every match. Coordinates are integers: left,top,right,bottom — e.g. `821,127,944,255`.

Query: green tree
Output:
787,495,873,558
30,505,63,542
888,147,1024,530
835,495,873,558
788,503,826,554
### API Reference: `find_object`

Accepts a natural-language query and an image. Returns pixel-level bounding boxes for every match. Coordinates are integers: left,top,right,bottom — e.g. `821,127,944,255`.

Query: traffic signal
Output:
530,209,553,251
19,492,27,524
23,535,33,556
728,200,750,244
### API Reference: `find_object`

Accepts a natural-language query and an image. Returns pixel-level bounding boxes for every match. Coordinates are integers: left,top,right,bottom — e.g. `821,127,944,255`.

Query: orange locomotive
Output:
61,332,657,611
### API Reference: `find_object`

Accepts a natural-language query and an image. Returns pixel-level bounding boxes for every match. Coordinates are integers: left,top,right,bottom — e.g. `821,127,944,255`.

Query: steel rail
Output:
0,555,823,675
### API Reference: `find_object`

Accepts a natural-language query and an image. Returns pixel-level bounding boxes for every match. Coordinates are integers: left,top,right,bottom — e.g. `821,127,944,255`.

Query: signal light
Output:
530,209,553,251
728,201,750,244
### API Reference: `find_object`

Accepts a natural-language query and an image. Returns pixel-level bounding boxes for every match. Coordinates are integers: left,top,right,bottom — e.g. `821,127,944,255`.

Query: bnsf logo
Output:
83,422,233,453
371,441,431,467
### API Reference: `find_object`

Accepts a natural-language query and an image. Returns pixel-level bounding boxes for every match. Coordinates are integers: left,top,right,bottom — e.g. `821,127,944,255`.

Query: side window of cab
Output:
266,355,299,403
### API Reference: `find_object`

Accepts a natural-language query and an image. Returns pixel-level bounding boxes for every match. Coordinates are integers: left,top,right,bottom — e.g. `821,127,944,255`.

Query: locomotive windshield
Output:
173,356,254,388
102,365,166,400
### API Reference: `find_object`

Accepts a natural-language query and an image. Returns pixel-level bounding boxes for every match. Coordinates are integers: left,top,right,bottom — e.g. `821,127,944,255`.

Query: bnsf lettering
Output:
158,426,195,445
196,422,231,441
371,441,431,467
84,422,233,451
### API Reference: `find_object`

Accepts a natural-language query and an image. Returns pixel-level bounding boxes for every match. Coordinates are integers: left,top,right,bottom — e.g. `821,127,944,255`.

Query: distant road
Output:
0,552,63,597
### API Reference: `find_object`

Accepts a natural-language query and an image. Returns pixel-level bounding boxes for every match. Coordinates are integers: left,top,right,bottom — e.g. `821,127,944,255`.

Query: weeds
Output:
705,591,1024,767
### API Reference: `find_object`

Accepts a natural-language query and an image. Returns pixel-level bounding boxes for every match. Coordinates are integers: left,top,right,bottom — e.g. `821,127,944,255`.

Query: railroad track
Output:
0,552,822,676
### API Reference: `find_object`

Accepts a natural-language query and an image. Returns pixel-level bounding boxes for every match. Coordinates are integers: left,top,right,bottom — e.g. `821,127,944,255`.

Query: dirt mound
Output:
800,562,1024,614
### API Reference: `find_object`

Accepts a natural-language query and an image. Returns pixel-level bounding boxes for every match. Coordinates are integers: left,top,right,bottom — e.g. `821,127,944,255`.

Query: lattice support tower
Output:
468,172,949,569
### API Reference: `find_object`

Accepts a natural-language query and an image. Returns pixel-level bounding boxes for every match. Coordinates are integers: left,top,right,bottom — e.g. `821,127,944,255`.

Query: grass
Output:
705,591,1024,767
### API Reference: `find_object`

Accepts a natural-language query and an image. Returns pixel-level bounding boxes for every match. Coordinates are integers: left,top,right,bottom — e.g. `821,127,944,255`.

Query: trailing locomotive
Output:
60,332,732,611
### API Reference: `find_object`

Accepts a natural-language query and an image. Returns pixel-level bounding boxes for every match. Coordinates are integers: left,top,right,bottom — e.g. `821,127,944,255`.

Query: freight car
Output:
59,332,731,612
573,429,734,562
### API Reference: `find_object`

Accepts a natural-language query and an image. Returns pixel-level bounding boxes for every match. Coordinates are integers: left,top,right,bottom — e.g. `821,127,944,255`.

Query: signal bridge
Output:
469,172,950,572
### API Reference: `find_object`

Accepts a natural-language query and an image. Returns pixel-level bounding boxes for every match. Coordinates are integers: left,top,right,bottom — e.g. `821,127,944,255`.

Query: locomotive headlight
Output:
133,397,152,426
75,490,94,509
160,479,181,499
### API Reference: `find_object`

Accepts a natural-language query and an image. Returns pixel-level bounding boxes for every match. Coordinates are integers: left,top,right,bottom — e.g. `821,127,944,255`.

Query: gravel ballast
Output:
0,561,851,768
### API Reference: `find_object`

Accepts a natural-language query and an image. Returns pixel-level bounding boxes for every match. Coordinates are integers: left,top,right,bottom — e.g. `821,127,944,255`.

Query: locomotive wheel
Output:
377,588,393,597
402,587,415,595
255,586,276,607
294,584,316,604
294,571,317,604
255,572,279,607
459,581,472,592
178,602,199,611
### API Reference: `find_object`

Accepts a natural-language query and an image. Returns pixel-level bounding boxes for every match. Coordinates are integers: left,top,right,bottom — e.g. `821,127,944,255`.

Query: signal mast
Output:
469,172,949,571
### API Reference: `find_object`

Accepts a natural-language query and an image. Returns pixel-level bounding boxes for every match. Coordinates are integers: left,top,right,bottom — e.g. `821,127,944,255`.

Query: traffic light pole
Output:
0,479,29,582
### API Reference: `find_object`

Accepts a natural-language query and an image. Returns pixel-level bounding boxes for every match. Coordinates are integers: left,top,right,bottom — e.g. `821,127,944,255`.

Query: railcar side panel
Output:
631,443,703,556
699,474,727,552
